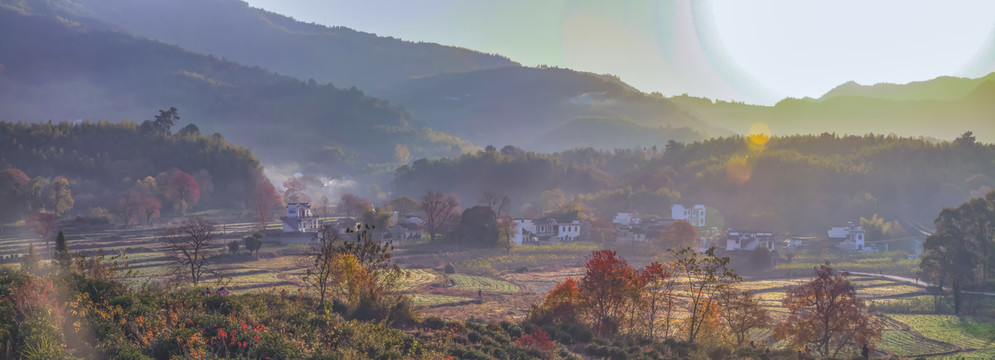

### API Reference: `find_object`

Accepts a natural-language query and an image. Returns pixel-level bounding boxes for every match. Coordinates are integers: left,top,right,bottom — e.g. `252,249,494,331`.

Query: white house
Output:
830,221,867,251
724,231,774,251
613,212,641,226
281,203,319,232
671,204,707,227
511,218,534,245
512,218,583,244
557,220,582,241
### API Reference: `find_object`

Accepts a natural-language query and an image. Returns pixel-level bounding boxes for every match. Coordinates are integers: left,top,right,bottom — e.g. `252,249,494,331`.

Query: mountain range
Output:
1,0,994,179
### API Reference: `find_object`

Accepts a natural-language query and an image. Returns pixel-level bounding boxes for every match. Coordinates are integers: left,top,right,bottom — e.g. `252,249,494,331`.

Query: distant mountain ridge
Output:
819,72,995,102
58,0,519,95
669,72,995,142
1,0,723,156
0,4,472,176
385,66,725,152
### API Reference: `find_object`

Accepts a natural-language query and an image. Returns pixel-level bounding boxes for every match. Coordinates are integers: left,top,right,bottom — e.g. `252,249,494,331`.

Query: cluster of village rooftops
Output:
276,203,879,254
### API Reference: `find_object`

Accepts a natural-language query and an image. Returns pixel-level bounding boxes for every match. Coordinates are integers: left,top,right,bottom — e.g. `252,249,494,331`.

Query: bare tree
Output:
478,191,510,215
717,289,771,346
302,225,342,306
161,218,217,286
420,190,460,242
670,246,741,345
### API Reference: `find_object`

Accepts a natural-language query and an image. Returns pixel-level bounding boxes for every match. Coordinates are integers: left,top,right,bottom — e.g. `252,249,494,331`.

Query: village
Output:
277,201,913,265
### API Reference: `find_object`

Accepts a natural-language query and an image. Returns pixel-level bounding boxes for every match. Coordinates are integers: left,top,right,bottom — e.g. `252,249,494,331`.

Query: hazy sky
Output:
245,0,995,105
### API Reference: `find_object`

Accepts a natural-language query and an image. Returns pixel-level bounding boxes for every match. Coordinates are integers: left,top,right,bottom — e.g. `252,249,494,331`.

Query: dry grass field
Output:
2,220,993,359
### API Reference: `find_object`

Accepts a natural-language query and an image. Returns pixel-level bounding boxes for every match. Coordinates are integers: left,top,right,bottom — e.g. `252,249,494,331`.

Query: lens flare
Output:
749,122,771,145
725,156,752,185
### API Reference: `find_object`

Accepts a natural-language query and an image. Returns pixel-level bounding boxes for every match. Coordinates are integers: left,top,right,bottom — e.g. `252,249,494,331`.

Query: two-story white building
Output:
282,203,319,232
671,204,707,227
557,220,582,241
830,221,868,251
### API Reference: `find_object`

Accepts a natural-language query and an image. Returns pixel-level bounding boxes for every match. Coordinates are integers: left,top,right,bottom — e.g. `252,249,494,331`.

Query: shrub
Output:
500,321,522,338
562,322,593,343
516,326,556,355
422,316,446,330
331,298,349,315
249,332,301,360
541,324,574,345
444,263,456,274
205,294,243,316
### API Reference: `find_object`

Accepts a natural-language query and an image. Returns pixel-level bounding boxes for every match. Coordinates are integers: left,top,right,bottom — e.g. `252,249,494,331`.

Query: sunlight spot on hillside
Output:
725,156,752,185
749,122,771,145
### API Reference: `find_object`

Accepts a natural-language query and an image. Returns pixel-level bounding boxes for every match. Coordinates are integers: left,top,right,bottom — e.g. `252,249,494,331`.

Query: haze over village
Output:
2,1,995,359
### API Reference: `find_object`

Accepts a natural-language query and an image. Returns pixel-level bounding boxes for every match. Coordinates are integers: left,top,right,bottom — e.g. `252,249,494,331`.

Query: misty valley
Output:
2,1,995,359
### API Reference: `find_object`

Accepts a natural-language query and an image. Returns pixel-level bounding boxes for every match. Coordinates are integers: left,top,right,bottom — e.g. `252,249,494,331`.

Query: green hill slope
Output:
0,5,473,176
669,73,995,142
385,66,726,152
819,73,995,102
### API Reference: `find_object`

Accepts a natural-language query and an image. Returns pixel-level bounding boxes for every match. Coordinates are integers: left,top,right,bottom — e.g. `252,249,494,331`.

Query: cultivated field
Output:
2,220,993,359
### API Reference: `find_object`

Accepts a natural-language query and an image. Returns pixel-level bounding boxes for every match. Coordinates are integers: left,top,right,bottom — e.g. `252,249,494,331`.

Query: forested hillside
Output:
6,0,518,95
385,66,721,152
669,73,995,142
0,4,473,176
394,133,995,233
0,120,265,220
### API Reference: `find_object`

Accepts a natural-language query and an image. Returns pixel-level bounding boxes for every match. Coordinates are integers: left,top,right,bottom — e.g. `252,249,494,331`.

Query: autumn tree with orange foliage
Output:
531,251,676,338
658,220,699,250
774,263,882,358
528,277,582,326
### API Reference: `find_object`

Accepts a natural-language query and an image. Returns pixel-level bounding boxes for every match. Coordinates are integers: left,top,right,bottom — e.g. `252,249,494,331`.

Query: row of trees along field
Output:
0,110,272,227
3,218,882,359
393,132,994,233
527,248,881,359
921,189,995,314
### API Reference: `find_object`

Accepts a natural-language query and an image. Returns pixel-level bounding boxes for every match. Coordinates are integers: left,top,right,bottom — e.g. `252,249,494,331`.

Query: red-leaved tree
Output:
516,326,557,357
117,190,162,226
164,170,200,215
580,249,636,336
30,211,59,250
251,178,283,230
282,177,310,204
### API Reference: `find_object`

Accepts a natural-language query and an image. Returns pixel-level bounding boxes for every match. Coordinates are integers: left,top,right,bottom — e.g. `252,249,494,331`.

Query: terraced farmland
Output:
448,274,519,292
888,314,995,350
411,293,474,307
400,268,438,290
878,330,958,357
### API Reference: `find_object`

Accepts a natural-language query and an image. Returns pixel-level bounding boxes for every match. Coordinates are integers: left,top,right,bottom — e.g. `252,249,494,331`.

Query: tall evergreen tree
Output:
54,230,71,272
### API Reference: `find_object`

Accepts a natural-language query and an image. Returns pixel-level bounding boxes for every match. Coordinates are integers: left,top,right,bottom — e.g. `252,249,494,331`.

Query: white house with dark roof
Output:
724,230,774,251
557,220,582,241
281,203,319,232
830,221,868,251
672,204,707,227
